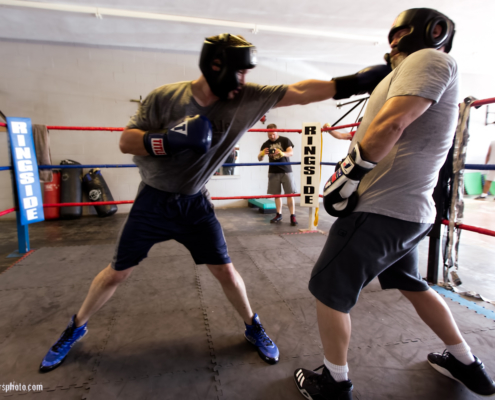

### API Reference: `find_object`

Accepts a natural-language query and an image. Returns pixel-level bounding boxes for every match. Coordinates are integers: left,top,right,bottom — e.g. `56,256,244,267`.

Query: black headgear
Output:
384,8,455,65
199,33,257,100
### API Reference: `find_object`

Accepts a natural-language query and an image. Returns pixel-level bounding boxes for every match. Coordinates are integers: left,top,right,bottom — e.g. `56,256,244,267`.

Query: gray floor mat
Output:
85,371,218,400
0,235,494,399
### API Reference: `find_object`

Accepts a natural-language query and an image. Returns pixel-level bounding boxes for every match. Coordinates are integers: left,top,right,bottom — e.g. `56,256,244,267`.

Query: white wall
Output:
1,38,494,219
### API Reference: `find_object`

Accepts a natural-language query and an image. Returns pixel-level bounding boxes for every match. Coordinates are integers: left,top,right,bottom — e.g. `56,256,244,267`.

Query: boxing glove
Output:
333,64,392,100
323,142,376,217
143,115,212,156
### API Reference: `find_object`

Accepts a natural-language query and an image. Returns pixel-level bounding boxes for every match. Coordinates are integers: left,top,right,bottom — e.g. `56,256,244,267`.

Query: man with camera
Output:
258,124,298,226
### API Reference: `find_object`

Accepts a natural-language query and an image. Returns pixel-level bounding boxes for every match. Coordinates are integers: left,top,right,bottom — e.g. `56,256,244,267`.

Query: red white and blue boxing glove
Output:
143,115,212,156
323,142,376,217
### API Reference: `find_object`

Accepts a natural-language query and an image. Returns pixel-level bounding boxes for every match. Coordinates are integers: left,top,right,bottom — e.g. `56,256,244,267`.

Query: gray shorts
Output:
308,212,431,313
267,172,296,195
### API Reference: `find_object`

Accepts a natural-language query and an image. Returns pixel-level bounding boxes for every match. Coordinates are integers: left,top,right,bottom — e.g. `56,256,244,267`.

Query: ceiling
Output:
0,0,493,74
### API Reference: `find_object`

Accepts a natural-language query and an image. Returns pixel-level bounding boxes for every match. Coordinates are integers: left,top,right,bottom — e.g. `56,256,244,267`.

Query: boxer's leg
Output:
296,214,433,398
400,288,463,345
206,263,253,324
379,237,495,395
267,173,283,222
179,192,279,364
316,300,351,366
75,264,133,327
40,184,170,372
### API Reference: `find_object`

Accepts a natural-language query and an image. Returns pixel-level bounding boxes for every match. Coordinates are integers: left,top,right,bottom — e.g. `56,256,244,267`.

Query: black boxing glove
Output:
323,142,376,217
333,64,392,100
143,115,212,156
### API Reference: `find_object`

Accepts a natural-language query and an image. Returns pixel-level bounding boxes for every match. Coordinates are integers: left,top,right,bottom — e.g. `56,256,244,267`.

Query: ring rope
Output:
441,219,495,238
3,163,495,171
0,207,16,217
3,201,495,239
0,122,360,133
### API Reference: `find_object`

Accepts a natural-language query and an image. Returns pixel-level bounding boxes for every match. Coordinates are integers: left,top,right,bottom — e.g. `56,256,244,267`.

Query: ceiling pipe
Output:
0,0,384,44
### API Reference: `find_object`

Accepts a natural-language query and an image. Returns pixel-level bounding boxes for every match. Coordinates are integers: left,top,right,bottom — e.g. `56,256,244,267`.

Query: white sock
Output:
324,357,349,382
446,342,475,365
480,193,488,198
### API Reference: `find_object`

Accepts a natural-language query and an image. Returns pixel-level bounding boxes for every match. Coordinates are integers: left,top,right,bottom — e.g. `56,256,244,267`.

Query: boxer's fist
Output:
143,115,212,156
323,142,376,217
333,64,392,100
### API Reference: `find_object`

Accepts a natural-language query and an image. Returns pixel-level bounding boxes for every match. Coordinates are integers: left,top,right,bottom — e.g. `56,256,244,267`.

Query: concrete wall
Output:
1,38,494,219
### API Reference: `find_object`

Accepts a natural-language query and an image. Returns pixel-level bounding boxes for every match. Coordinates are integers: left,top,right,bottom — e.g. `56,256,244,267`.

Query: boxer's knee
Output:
99,264,133,287
207,263,237,286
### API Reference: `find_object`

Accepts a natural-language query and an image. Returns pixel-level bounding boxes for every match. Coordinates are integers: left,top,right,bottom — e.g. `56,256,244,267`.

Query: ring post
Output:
307,207,317,231
300,123,322,232
12,210,30,256
6,117,45,255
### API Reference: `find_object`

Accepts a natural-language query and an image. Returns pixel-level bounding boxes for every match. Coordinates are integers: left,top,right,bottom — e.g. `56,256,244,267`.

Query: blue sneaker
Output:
244,313,279,364
39,315,88,372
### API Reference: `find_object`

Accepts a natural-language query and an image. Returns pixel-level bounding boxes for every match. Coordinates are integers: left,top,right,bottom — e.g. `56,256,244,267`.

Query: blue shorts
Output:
112,184,231,270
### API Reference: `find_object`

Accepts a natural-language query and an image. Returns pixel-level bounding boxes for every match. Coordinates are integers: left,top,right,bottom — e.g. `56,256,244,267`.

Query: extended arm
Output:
275,80,336,108
360,95,434,162
486,146,492,164
275,64,390,108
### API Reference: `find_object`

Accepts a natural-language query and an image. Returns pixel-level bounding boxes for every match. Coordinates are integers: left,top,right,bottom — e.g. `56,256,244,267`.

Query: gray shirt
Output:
352,49,460,223
127,81,287,195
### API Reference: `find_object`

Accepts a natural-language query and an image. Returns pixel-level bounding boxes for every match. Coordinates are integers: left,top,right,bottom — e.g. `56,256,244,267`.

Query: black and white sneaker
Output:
294,365,353,400
428,350,495,396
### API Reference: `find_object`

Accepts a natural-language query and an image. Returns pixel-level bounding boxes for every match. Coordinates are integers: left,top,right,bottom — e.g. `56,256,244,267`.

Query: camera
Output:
269,149,276,155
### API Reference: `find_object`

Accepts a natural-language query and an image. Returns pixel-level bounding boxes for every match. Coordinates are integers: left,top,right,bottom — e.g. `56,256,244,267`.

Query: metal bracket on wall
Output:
485,105,495,125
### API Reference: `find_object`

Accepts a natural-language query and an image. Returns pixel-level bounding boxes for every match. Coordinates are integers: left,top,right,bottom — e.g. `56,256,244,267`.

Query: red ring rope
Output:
0,208,15,217
442,219,495,237
2,203,495,238
0,96,494,131
0,122,360,133
42,194,301,208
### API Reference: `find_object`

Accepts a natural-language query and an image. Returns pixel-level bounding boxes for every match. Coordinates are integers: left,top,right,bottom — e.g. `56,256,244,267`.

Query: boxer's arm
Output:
119,128,149,156
323,124,353,140
360,95,433,163
275,80,336,108
486,146,491,164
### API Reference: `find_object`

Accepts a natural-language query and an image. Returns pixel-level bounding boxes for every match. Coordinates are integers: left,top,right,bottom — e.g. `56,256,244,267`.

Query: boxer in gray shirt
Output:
296,8,495,400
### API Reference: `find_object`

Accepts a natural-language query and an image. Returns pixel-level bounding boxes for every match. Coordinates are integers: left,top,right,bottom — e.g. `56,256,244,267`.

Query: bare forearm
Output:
276,80,336,107
292,80,336,104
119,129,149,156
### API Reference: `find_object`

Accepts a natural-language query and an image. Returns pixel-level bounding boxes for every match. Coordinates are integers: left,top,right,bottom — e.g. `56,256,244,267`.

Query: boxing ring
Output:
0,100,494,399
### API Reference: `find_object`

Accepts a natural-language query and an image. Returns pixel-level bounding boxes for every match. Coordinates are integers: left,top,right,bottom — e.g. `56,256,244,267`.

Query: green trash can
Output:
464,172,482,195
